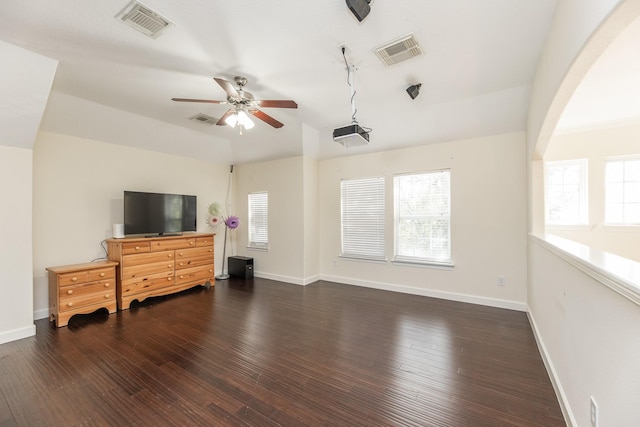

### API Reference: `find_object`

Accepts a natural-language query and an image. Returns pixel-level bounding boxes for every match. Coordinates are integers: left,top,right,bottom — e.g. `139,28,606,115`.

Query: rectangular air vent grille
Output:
374,34,423,66
116,1,172,39
189,113,218,126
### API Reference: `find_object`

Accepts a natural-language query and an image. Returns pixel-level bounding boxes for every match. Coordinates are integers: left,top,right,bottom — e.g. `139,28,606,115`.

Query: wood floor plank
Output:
0,278,565,426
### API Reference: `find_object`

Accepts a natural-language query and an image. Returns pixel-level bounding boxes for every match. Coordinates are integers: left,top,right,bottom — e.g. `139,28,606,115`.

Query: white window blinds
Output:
394,170,451,263
248,192,268,248
340,177,385,260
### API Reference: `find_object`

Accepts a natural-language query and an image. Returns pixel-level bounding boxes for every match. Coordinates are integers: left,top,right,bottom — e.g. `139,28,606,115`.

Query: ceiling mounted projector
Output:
333,124,370,147
346,0,371,22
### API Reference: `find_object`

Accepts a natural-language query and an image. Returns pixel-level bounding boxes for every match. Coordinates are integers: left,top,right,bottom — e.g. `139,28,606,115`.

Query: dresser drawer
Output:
59,280,115,312
151,237,196,251
120,272,175,295
196,236,214,247
121,259,175,281
122,241,151,255
175,246,213,262
123,250,174,267
175,265,214,285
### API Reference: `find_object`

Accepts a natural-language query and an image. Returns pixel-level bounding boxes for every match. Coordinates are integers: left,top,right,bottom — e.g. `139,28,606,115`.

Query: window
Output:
544,159,588,225
605,157,640,225
248,192,268,248
340,177,385,260
394,170,451,264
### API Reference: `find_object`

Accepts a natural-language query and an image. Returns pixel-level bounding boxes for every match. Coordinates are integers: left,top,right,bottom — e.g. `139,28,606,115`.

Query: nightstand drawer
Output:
88,267,115,282
58,271,89,286
59,280,115,312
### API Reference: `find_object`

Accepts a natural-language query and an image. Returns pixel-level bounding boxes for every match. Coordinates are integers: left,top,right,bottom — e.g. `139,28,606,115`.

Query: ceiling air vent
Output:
189,113,218,126
374,34,423,66
116,0,172,39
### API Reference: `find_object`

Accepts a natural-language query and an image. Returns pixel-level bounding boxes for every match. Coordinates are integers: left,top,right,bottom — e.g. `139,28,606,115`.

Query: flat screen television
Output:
124,191,197,236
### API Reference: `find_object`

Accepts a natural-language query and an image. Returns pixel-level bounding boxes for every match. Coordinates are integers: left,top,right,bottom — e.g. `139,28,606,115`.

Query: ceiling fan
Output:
172,76,298,132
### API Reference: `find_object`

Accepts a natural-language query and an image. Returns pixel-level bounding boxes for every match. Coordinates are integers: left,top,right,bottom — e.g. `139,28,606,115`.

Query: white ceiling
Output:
556,13,640,132
0,0,559,164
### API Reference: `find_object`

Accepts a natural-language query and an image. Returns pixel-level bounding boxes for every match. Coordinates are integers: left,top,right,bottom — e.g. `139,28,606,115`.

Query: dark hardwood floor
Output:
0,278,565,426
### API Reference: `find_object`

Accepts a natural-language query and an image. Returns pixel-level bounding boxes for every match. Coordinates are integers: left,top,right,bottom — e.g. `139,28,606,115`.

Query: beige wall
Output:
32,132,230,318
0,40,56,344
234,157,308,283
0,146,35,343
318,132,528,310
545,123,640,262
527,1,640,425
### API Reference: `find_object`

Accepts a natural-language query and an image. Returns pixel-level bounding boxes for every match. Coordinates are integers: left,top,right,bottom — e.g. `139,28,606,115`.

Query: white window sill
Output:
600,224,640,232
530,233,640,306
545,224,593,232
392,259,454,270
339,255,387,264
247,246,269,252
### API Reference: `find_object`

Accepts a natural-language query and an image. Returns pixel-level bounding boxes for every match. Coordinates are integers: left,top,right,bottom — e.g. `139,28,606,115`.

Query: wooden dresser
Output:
107,233,214,310
47,260,118,327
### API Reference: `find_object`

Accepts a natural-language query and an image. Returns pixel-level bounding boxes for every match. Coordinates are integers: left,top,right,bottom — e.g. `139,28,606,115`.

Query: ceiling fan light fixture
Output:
237,110,255,129
224,113,238,128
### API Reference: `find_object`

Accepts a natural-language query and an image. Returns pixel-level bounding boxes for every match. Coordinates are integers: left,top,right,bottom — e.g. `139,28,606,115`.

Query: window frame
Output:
248,191,269,249
393,169,452,266
605,155,640,226
544,159,589,226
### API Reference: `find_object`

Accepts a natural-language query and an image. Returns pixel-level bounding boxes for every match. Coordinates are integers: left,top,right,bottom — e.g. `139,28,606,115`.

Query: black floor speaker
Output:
228,256,254,279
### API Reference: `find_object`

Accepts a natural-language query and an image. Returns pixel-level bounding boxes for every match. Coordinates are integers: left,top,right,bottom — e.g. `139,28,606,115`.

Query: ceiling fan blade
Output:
216,109,235,126
171,98,225,104
214,77,240,98
256,100,298,109
250,109,284,128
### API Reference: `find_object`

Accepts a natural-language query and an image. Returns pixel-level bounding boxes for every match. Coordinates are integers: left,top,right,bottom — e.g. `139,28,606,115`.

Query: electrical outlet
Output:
497,275,506,286
590,396,598,426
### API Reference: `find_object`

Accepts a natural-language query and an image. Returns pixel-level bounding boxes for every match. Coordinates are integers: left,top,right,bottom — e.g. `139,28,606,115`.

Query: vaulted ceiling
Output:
1,1,560,164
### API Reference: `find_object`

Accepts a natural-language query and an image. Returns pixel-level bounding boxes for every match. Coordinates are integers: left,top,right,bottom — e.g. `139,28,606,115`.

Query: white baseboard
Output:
254,271,308,286
527,309,575,427
34,308,49,321
0,324,36,345
320,274,527,311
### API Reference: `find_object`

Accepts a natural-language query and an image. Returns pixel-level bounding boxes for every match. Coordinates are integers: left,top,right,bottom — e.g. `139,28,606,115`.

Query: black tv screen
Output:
124,191,197,236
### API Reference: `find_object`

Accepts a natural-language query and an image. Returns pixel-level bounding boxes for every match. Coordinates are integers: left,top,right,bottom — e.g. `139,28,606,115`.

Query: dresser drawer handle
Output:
179,275,184,279
209,269,213,273
178,252,183,256
167,277,172,281
135,246,140,250
168,253,173,258
67,290,73,295
104,294,110,299
71,277,78,282
167,264,172,268
67,302,74,307
99,272,106,277
208,249,213,253
189,241,194,245
104,283,110,288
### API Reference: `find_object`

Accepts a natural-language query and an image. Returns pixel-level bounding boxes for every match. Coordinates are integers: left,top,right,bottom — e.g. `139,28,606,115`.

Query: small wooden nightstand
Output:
46,260,118,327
